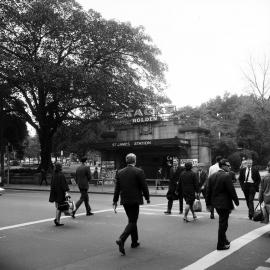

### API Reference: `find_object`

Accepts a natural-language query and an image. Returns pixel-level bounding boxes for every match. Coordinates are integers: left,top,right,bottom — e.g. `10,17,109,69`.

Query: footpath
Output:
2,183,249,199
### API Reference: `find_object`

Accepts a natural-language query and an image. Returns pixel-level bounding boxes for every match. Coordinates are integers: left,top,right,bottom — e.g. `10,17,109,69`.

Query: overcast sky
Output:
77,0,270,108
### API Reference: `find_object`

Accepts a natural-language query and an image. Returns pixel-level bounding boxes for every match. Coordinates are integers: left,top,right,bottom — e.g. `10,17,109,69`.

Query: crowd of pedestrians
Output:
48,153,270,256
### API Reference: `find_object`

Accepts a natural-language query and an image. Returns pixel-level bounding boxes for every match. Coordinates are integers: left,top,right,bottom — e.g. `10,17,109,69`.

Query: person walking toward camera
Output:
206,159,239,251
239,158,261,220
49,162,70,226
258,161,270,223
113,153,150,255
72,157,93,218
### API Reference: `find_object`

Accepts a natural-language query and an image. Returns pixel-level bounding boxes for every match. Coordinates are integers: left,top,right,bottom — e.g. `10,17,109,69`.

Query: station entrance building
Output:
89,107,211,179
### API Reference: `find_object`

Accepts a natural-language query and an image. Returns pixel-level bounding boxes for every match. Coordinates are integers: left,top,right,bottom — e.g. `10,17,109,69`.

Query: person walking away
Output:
258,161,270,223
207,156,222,219
72,157,93,218
164,159,184,215
206,159,239,250
239,158,261,220
49,162,70,226
113,153,150,255
156,167,164,190
179,162,199,222
208,156,222,177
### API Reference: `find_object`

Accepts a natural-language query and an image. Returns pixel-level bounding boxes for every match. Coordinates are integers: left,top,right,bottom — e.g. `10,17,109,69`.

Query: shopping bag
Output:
193,199,202,212
253,203,264,222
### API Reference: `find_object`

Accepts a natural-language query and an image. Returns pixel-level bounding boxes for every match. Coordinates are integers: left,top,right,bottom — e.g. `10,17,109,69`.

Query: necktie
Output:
245,168,250,182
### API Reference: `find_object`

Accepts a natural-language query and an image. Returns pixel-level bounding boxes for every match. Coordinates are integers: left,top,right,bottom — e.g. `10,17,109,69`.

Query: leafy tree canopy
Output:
0,0,169,169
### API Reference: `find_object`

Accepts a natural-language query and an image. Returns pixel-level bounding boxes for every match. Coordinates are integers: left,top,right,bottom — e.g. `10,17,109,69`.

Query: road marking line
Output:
266,258,270,263
255,267,270,270
0,203,162,231
181,224,270,270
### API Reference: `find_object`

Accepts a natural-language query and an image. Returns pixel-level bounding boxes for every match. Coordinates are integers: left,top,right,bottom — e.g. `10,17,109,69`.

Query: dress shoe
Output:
131,242,140,248
164,211,171,215
183,217,190,222
210,214,215,219
179,211,183,214
116,240,125,255
54,219,64,226
86,212,94,216
217,244,230,251
71,210,76,219
225,240,230,245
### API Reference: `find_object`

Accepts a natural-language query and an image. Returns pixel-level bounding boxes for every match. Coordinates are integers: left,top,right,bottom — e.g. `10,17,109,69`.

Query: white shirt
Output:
208,163,220,177
245,167,254,183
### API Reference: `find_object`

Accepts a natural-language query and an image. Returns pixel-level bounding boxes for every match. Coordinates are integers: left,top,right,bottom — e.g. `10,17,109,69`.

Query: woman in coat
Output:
178,162,199,222
49,162,69,226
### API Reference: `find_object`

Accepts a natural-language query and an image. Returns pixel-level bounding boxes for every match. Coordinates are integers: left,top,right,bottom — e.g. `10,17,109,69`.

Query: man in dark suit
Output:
72,157,93,218
238,158,261,219
164,159,184,215
113,153,150,255
206,159,239,251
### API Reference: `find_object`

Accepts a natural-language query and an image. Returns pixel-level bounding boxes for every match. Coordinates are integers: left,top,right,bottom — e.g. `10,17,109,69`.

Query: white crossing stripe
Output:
266,258,270,263
181,224,270,270
0,203,163,231
255,267,270,270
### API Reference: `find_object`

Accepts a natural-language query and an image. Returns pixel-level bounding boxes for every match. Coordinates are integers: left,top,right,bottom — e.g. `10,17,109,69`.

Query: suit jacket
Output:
113,165,150,205
239,166,261,191
206,170,239,210
76,164,92,189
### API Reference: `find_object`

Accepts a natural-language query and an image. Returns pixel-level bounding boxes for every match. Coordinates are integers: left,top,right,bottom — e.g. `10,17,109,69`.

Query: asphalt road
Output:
0,190,270,270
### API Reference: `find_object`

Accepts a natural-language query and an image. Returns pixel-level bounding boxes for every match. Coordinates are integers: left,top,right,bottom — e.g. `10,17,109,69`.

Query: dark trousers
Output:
242,183,256,218
40,172,48,186
216,208,230,248
167,195,183,212
120,204,139,244
75,188,91,213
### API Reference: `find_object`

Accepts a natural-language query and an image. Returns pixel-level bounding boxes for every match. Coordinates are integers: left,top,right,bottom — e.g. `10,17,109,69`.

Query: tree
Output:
0,0,169,170
236,113,262,153
24,135,40,162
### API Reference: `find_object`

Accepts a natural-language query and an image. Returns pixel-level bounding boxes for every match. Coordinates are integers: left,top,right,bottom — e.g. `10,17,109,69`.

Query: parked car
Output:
0,187,5,196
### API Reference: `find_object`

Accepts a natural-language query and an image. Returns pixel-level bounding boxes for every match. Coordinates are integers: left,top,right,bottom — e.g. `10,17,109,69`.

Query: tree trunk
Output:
38,128,53,173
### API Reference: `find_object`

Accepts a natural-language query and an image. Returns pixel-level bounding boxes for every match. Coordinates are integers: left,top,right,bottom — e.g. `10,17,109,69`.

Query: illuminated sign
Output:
114,106,176,125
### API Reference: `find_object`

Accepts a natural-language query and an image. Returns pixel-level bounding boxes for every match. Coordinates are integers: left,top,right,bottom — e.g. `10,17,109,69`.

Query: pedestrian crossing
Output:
255,257,270,270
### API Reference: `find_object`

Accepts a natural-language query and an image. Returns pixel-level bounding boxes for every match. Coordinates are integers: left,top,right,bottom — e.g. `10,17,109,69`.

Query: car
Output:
0,187,5,196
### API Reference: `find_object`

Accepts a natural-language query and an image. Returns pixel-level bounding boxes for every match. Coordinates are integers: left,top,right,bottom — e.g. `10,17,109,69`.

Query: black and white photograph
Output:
1,0,270,269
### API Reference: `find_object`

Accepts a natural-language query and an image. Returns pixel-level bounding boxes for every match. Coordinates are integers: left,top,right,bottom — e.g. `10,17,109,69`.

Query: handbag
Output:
193,199,202,212
253,203,264,222
57,201,70,211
